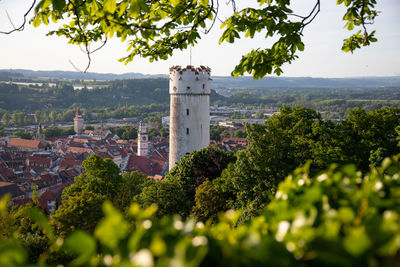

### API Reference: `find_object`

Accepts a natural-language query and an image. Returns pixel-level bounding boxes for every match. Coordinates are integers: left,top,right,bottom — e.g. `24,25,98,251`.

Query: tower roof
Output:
75,108,81,116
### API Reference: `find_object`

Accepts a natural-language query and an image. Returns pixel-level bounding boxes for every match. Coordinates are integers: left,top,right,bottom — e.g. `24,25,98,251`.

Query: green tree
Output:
49,111,58,123
32,0,379,78
191,179,230,222
13,130,33,139
84,125,95,131
2,157,400,267
51,155,123,236
51,190,106,236
337,107,400,171
138,179,189,218
2,112,10,125
164,146,236,217
11,112,24,126
114,171,153,211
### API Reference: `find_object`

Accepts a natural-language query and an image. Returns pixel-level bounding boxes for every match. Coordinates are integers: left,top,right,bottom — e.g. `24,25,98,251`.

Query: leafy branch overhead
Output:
28,0,379,78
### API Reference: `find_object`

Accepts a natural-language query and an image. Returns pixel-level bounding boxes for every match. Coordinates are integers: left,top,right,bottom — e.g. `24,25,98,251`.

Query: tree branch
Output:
0,0,37,34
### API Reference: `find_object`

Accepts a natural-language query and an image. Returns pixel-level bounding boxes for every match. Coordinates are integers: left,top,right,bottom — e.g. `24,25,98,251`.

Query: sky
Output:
0,0,399,78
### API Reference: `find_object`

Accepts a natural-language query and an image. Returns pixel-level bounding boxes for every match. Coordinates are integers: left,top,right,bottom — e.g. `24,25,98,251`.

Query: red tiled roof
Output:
68,147,92,153
59,158,82,168
73,138,89,143
28,155,51,168
39,174,54,183
8,138,43,149
0,168,15,181
126,154,163,176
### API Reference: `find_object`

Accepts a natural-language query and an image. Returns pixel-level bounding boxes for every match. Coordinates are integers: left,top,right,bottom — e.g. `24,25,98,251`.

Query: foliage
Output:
263,157,400,265
51,191,106,236
32,0,378,78
110,126,137,140
114,171,153,211
1,157,399,266
51,155,123,236
191,179,230,222
43,126,74,137
133,146,236,219
138,179,189,218
12,130,33,139
163,146,236,217
224,106,400,221
0,200,50,264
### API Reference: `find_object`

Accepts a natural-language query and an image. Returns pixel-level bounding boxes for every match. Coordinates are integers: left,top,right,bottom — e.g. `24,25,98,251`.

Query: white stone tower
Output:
74,108,84,134
138,121,149,157
169,65,211,170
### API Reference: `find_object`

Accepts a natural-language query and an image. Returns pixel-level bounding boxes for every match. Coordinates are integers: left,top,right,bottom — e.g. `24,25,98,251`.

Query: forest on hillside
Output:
0,77,399,126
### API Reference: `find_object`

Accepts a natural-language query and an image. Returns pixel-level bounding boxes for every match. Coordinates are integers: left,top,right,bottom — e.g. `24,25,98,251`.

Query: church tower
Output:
34,123,46,145
138,121,148,157
169,65,211,170
74,108,84,134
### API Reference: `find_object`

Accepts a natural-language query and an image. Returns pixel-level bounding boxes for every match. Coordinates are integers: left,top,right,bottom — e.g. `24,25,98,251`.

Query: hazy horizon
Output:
0,0,399,78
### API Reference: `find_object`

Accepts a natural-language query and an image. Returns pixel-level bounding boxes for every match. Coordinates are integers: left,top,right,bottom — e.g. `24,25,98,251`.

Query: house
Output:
0,181,25,200
125,154,164,176
68,146,93,154
7,138,44,152
26,155,52,171
39,183,69,213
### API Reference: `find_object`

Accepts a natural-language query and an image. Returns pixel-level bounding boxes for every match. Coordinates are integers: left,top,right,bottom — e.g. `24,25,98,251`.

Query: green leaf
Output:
64,230,97,256
95,201,129,250
103,0,117,13
343,227,371,256
171,0,180,7
200,0,209,7
52,0,65,12
25,207,54,239
0,238,27,266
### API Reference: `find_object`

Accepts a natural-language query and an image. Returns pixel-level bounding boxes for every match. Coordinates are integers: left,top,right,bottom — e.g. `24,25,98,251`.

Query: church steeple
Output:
138,121,149,157
34,123,46,145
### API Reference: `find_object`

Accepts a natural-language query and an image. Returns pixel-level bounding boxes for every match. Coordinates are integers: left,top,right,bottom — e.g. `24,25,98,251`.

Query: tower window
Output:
186,109,189,116
186,128,189,135
186,86,191,90
202,84,205,89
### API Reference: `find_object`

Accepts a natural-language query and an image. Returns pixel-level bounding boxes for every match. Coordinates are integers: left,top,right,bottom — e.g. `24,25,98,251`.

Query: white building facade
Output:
138,121,149,157
169,65,211,170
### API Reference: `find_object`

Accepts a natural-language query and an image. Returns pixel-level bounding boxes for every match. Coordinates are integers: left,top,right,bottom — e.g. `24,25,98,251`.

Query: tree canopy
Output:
28,0,379,78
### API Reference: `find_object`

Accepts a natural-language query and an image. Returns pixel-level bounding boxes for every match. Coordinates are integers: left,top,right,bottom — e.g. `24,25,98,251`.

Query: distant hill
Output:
1,69,399,88
0,69,168,81
212,76,400,89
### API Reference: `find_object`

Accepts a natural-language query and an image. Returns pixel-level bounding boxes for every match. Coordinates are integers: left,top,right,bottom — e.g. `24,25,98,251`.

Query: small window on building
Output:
202,84,205,89
187,86,191,90
186,109,189,116
186,128,189,135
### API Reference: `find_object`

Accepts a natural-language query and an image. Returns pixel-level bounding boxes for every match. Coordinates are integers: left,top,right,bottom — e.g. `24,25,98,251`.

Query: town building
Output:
7,138,44,152
73,108,84,134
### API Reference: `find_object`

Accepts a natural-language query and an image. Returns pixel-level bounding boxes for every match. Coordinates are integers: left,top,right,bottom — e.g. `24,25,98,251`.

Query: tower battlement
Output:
169,65,211,95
